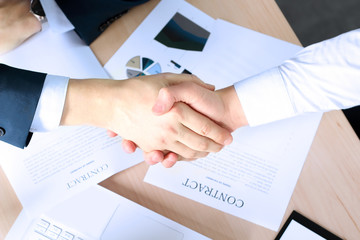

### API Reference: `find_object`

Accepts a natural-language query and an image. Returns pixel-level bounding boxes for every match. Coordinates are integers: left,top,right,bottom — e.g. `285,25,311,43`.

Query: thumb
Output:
152,81,210,115
164,73,215,91
152,87,176,115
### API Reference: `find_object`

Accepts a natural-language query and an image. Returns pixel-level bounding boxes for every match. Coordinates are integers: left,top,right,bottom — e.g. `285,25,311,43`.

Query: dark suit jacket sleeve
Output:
55,0,149,45
0,64,46,148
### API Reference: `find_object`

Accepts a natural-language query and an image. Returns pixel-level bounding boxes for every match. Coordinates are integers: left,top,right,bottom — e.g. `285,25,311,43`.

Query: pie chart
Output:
126,56,162,78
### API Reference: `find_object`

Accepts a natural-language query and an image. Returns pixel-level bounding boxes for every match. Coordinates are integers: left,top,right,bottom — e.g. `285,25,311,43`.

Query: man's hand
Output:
152,83,248,131
0,0,42,54
61,73,233,160
121,81,249,167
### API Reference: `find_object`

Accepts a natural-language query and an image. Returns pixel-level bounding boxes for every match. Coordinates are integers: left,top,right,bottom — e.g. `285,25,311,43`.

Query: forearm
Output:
60,78,119,129
280,29,360,113
235,28,360,126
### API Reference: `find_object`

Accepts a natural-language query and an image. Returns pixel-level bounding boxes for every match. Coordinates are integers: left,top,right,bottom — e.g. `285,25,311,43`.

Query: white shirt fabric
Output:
235,29,360,126
30,75,69,132
30,1,71,132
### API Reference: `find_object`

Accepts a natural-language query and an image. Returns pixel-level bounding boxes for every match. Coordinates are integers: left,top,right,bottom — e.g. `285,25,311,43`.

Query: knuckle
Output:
160,137,167,146
164,124,178,135
154,134,168,148
176,128,185,139
201,122,212,136
197,140,209,151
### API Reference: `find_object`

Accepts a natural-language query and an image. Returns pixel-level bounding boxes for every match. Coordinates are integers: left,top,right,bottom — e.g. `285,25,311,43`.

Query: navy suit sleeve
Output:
0,64,46,148
55,0,149,45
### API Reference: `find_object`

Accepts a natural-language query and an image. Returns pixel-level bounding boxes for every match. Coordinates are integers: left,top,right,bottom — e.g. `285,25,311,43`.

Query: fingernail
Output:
224,137,232,145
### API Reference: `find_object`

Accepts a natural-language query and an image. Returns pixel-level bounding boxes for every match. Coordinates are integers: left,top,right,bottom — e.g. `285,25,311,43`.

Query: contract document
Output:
0,22,143,217
103,0,323,231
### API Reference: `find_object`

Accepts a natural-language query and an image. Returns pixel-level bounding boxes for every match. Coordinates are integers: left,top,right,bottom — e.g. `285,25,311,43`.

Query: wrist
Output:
217,86,248,131
60,79,118,129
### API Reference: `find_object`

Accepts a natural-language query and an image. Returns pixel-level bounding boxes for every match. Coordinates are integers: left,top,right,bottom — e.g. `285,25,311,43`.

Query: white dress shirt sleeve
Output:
29,0,72,133
234,28,360,126
30,75,69,132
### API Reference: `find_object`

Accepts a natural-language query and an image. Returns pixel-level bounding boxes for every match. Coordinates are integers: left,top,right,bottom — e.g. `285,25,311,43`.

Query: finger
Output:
162,152,178,168
144,151,165,165
107,129,118,137
121,139,137,153
168,141,209,160
162,73,215,91
152,81,213,115
177,124,225,153
174,103,233,147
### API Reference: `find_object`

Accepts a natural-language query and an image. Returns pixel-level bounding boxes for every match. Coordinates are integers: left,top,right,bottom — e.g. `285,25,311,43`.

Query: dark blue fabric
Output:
55,0,149,45
0,64,46,148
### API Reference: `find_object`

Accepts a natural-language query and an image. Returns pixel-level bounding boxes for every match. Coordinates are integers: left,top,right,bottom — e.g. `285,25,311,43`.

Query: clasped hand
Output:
118,74,249,168
61,73,235,166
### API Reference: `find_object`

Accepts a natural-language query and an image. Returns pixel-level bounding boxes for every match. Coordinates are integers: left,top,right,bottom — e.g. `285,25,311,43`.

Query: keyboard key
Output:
37,219,50,229
26,231,52,240
49,225,62,235
25,217,94,240
34,225,47,234
45,229,60,239
59,231,75,240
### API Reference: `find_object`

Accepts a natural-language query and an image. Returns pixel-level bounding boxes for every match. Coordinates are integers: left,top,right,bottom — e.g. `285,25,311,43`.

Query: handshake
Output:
60,74,248,168
1,0,248,167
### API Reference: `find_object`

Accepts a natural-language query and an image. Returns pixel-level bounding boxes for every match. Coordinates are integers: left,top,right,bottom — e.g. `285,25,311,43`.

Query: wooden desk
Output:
1,0,359,239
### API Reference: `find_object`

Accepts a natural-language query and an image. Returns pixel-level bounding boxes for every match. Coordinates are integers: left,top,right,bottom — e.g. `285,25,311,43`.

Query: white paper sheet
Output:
144,19,322,231
6,185,210,240
103,0,322,231
0,22,142,217
0,22,102,78
104,0,216,79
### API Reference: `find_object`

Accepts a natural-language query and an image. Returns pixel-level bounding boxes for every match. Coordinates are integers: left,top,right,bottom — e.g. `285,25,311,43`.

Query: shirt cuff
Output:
234,67,296,126
30,75,69,132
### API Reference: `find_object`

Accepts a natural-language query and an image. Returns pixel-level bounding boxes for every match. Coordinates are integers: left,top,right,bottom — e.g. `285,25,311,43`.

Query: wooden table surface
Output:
1,0,359,239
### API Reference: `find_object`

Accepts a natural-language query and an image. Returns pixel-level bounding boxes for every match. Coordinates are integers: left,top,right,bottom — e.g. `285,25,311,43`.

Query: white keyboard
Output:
24,217,95,240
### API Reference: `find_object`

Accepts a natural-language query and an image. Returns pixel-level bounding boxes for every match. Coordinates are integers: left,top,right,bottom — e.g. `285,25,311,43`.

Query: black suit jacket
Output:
56,0,149,45
0,0,148,148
